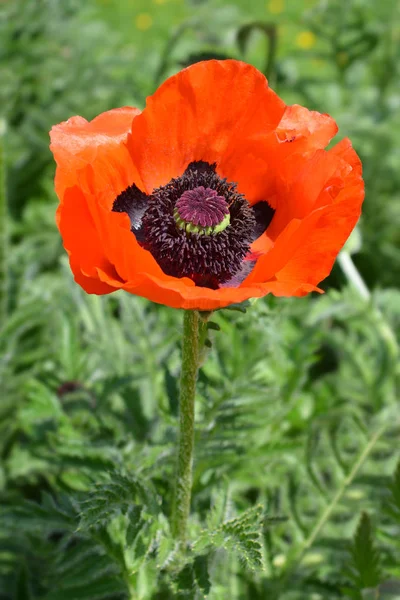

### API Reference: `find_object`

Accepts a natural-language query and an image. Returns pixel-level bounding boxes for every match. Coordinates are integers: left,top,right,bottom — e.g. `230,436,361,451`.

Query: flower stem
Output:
338,250,398,360
171,309,200,542
337,251,370,300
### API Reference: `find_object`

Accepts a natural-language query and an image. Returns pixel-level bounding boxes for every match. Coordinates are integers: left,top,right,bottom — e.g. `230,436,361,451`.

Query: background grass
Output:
0,0,399,599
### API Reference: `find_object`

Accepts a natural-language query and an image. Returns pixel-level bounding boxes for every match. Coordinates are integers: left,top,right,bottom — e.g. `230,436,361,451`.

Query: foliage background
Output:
0,0,399,598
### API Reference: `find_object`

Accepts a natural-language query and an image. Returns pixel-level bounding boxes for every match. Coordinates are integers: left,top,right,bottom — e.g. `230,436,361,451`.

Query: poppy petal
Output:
267,149,349,239
218,104,338,205
50,107,142,205
274,185,364,289
71,259,116,295
244,140,364,292
75,165,166,284
59,186,120,294
276,104,338,149
128,59,286,192
119,271,320,311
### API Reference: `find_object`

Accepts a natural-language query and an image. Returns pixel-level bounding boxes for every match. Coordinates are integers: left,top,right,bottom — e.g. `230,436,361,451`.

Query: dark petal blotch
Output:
112,183,149,243
251,201,275,242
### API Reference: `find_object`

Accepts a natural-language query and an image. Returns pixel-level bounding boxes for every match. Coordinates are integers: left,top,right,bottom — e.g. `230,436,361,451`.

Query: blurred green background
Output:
1,1,400,599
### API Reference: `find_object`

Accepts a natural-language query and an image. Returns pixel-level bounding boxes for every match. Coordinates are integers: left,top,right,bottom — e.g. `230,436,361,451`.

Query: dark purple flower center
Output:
112,161,275,290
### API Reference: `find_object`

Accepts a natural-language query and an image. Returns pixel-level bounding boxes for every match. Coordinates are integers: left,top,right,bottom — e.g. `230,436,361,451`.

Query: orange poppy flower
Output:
50,60,364,311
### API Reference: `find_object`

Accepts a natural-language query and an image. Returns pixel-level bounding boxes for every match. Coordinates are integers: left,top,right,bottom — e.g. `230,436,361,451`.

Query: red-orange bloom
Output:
50,60,364,311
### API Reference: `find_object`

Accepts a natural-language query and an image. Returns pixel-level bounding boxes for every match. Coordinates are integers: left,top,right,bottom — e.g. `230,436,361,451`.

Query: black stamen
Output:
111,161,275,290
141,162,256,288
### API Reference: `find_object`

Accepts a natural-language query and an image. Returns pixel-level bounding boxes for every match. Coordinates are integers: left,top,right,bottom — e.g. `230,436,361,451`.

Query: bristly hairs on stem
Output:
171,309,201,543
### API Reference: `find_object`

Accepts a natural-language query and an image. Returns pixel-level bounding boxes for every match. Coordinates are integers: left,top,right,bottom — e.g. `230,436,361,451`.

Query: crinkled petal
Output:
244,139,364,293
218,104,338,205
128,59,286,192
276,104,338,148
50,107,142,206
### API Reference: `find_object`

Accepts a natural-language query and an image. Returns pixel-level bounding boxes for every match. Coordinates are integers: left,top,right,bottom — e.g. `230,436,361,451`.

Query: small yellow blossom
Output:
267,0,284,15
296,30,317,50
135,13,153,31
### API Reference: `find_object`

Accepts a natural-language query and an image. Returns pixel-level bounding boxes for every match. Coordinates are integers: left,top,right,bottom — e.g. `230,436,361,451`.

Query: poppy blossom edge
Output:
50,59,364,310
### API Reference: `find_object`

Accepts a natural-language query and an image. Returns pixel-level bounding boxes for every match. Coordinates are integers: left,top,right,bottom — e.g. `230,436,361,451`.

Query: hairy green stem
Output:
0,119,7,325
171,309,200,542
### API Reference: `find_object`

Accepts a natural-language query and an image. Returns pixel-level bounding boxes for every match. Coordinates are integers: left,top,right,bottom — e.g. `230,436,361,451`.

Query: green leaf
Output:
79,472,159,530
15,562,33,600
126,505,145,547
177,563,195,593
1,492,76,533
207,321,220,332
347,512,383,592
42,575,127,600
389,459,400,521
194,505,264,571
193,555,211,595
223,300,251,313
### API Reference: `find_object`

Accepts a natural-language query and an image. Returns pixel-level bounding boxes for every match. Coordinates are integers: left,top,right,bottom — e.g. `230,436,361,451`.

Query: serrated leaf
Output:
347,512,383,591
194,505,264,571
79,472,158,530
53,554,119,590
53,540,105,577
1,493,76,533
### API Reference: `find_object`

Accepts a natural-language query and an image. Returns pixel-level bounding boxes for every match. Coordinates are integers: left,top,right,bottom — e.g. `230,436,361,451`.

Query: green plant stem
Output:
292,421,387,566
273,421,388,597
0,119,7,325
338,251,370,301
171,309,200,542
338,250,398,360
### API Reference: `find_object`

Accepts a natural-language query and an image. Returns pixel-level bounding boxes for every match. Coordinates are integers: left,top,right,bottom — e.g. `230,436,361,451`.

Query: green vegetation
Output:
0,0,399,598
